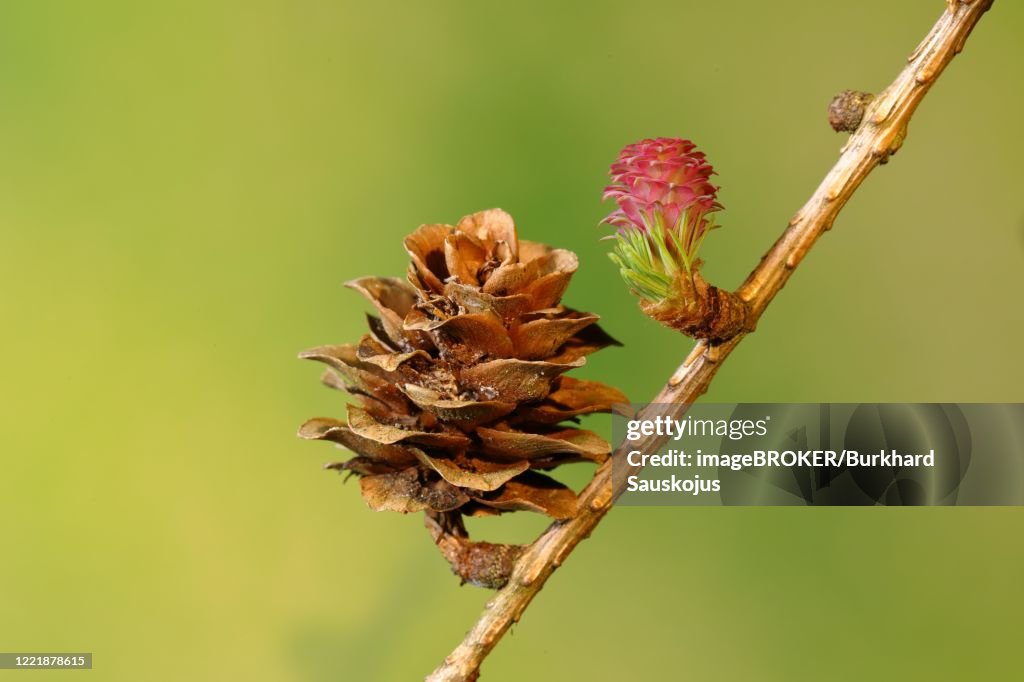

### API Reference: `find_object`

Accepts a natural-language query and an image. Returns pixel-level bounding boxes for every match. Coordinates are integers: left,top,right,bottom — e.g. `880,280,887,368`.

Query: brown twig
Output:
426,2,993,679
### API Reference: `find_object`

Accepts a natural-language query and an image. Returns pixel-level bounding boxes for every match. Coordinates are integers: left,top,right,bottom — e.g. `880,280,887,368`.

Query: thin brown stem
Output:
426,2,993,679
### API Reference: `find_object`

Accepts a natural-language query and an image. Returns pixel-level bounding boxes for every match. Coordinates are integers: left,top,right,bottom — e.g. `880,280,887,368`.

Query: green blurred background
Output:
1,1,1022,679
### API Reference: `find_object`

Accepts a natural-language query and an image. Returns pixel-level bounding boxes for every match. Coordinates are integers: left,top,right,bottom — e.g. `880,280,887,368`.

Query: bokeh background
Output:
2,1,1022,680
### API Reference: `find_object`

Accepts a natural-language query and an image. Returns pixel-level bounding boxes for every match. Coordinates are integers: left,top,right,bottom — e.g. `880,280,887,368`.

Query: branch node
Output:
589,481,614,511
679,343,706,374
518,556,546,586
872,124,908,164
915,65,937,85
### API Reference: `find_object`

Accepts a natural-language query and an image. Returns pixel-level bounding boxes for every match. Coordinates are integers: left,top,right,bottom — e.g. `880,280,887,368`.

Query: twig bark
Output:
426,2,993,679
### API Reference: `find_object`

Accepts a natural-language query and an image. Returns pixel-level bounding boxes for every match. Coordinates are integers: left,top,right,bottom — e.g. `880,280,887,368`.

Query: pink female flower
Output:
603,137,724,301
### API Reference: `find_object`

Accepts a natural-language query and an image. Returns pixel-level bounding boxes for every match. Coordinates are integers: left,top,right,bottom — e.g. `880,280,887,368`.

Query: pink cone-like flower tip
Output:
603,137,721,249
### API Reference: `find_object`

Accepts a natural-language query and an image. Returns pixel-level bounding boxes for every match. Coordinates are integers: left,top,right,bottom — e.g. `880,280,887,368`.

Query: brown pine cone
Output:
299,209,626,586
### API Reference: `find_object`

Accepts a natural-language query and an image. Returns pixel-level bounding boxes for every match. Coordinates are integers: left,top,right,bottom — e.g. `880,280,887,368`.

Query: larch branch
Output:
426,2,994,679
